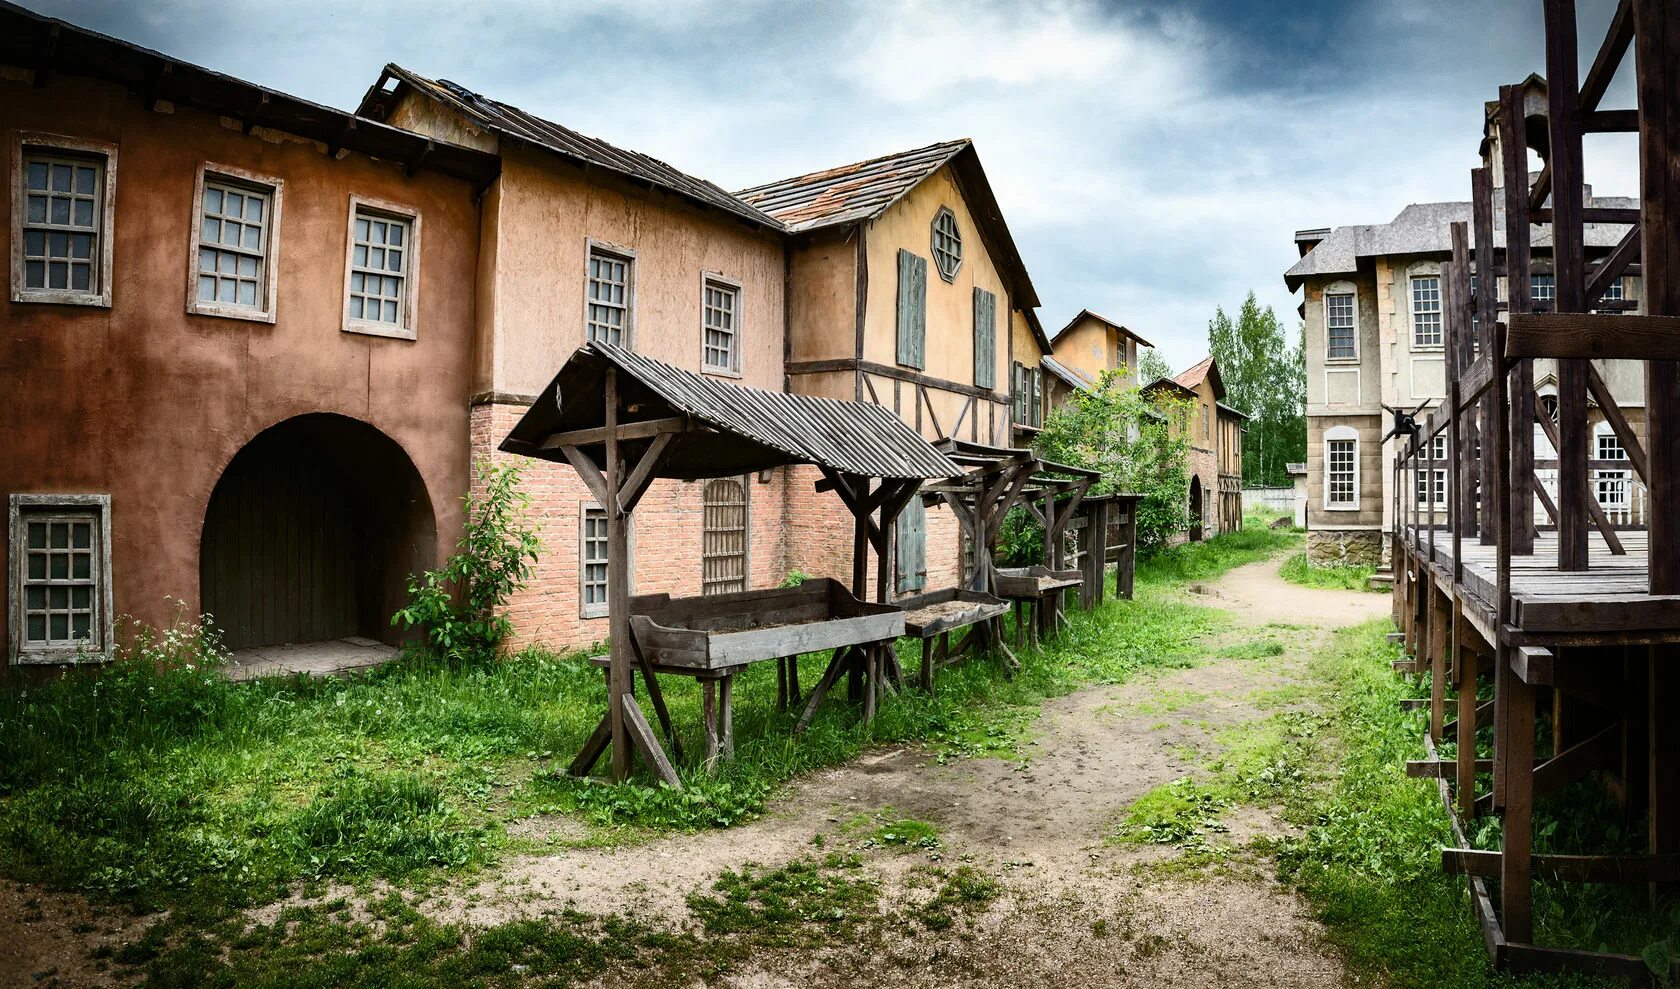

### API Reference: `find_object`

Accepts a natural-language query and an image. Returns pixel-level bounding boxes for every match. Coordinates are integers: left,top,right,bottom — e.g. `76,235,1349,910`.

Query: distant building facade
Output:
1143,357,1245,539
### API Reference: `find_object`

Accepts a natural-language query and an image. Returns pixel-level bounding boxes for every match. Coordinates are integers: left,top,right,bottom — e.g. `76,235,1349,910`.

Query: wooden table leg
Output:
703,679,720,772
920,637,934,692
796,647,849,734
776,658,788,711
721,674,735,761
863,646,879,724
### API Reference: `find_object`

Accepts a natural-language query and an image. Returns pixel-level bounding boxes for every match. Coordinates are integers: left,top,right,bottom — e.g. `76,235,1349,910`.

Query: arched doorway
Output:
200,414,437,651
1188,477,1204,542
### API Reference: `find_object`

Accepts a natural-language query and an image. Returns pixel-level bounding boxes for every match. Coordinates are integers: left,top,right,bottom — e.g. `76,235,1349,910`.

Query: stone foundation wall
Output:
1307,528,1386,568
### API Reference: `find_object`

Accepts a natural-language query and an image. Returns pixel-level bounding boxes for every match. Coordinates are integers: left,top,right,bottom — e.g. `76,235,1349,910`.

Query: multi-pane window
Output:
11,497,108,663
701,278,739,373
1327,439,1357,507
1540,393,1560,425
1012,363,1029,425
1029,367,1043,427
1202,404,1210,441
346,206,412,330
1532,273,1556,304
195,175,274,314
701,479,748,595
587,246,633,346
1411,275,1442,347
19,149,104,299
931,207,962,281
580,507,609,617
1325,292,1356,359
1598,276,1626,315
1596,433,1629,508
1416,435,1447,507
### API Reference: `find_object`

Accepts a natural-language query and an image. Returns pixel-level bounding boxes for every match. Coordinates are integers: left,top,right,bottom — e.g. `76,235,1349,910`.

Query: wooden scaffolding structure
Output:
1390,1,1680,980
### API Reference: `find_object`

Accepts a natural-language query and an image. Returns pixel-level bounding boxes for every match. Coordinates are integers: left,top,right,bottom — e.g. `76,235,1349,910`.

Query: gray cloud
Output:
27,0,1640,371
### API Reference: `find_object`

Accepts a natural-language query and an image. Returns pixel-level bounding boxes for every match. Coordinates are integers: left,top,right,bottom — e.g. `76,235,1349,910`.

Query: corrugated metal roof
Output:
367,65,783,232
735,140,970,231
502,343,961,481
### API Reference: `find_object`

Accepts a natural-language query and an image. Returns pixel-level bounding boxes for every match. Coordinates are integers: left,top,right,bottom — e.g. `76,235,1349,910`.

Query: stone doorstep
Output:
224,636,399,682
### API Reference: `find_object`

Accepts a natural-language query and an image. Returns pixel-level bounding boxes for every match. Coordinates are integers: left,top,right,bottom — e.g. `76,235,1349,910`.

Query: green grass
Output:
0,525,1287,920
1278,552,1378,591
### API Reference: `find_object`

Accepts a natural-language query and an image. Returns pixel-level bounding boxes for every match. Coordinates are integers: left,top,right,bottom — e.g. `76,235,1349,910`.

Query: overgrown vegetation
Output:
1279,551,1376,591
1034,367,1194,550
1206,291,1307,487
393,460,542,666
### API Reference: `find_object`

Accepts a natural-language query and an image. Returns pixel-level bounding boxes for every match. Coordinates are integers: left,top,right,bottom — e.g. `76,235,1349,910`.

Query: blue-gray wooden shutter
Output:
1031,367,1044,426
896,249,927,369
973,287,996,389
896,498,926,593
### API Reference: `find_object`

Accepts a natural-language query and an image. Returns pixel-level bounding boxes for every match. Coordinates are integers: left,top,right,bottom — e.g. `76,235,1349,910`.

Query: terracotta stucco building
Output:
4,8,1076,666
1143,357,1246,539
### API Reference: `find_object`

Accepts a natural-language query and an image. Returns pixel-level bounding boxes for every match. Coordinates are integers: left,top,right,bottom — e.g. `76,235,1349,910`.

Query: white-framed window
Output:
930,206,962,282
1411,275,1442,348
586,242,634,346
1539,393,1560,425
700,273,741,375
1598,276,1627,315
1415,435,1447,507
9,494,112,664
1594,426,1631,512
701,478,748,595
1532,273,1556,304
1325,291,1356,360
342,196,419,340
189,164,282,322
580,505,609,618
12,133,118,307
1324,426,1359,509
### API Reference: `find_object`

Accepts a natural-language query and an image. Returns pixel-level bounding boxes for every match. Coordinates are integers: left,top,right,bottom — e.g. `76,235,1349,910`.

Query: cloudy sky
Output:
30,0,1641,371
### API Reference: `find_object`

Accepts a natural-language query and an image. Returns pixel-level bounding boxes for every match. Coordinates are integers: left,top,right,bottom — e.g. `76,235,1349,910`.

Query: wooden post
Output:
1430,582,1450,742
1455,599,1479,819
1501,659,1538,944
1634,0,1680,593
1499,85,1538,554
604,368,633,782
1546,0,1591,572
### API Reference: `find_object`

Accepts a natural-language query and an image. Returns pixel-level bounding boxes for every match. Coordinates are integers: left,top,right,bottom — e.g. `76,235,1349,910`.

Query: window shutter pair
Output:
896,249,927,369
972,287,996,388
895,498,927,593
1030,368,1044,426
1012,362,1027,423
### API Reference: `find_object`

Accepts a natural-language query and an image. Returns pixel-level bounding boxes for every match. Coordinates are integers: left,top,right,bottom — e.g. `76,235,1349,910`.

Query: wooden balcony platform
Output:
1402,526,1680,646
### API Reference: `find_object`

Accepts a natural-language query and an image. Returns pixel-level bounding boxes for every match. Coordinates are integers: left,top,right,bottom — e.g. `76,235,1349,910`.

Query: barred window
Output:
16,138,114,305
701,277,739,373
10,495,109,663
1327,438,1357,506
931,207,962,281
587,246,633,346
194,168,279,318
701,479,748,595
1411,275,1442,347
1325,293,1356,359
580,507,609,618
343,197,419,339
1532,274,1556,303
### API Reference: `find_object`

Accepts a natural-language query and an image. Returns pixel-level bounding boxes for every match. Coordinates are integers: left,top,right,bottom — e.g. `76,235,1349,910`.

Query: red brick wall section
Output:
472,402,787,654
1190,448,1218,535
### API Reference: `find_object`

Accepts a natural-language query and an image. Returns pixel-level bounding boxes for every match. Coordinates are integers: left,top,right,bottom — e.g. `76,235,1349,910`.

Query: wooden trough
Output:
896,588,1011,691
629,579,902,670
995,565,1083,648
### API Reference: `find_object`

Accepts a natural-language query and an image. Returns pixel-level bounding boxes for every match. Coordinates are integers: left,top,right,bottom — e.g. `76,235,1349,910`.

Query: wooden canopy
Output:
501,342,962,482
500,343,961,787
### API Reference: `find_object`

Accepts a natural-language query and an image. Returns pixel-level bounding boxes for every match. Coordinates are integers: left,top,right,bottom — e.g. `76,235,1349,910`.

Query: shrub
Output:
394,460,541,665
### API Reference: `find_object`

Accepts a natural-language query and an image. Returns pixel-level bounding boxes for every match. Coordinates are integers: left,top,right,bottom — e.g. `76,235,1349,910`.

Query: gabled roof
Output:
502,343,961,481
0,3,499,187
1141,376,1197,400
1051,309,1155,348
1216,401,1250,421
1021,308,1052,355
1040,356,1096,394
1172,355,1226,401
737,140,1040,308
357,64,783,232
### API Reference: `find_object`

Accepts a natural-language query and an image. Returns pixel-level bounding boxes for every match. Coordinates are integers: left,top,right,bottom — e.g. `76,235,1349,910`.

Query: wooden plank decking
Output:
1403,526,1680,641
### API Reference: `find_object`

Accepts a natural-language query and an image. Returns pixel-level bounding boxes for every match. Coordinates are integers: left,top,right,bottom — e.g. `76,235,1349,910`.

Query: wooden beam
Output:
557,445,611,513
539,416,690,450
1532,398,1628,554
1407,758,1492,778
1507,312,1680,361
1634,0,1680,595
1445,847,1680,883
1579,0,1635,112
1585,224,1643,308
1585,361,1650,480
1582,109,1640,133
618,432,674,515
1512,645,1554,685
1529,206,1643,224
604,368,632,782
1502,84,1538,555
620,693,681,788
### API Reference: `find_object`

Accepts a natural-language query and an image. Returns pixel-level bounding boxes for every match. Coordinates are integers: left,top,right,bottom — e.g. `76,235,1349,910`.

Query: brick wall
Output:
472,402,788,653
1190,446,1218,536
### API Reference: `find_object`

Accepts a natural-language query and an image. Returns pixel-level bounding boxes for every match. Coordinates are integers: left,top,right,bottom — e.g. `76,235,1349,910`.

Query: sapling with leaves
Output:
393,460,541,665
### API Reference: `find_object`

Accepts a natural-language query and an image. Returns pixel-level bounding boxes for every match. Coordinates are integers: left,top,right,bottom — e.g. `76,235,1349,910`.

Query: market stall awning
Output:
501,343,962,481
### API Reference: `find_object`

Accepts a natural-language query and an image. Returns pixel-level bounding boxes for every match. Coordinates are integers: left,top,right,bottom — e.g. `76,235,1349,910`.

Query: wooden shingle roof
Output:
359,65,784,231
502,343,963,481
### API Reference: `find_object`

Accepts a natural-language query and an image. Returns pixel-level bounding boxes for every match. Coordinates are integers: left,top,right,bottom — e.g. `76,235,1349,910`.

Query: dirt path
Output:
3,555,1388,987
405,556,1384,986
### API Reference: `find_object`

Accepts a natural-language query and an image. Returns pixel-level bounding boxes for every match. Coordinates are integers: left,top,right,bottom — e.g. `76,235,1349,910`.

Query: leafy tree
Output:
393,460,541,665
1033,368,1193,551
1208,292,1306,487
1137,347,1173,386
